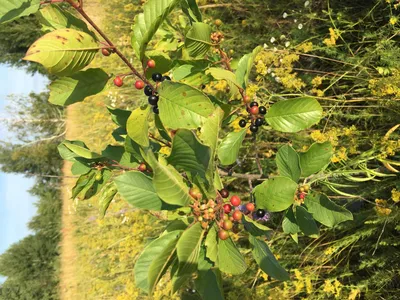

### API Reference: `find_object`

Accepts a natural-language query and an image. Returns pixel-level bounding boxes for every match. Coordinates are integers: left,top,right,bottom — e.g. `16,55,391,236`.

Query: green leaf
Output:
63,141,102,159
305,193,353,227
185,22,212,58
107,107,131,129
71,160,91,175
167,129,211,179
24,28,98,76
235,46,263,89
155,114,172,142
145,151,192,207
218,237,247,275
0,0,40,24
126,106,150,148
115,171,173,211
158,81,215,129
72,169,112,200
181,0,202,23
132,0,181,60
266,97,323,133
217,129,247,165
49,68,109,106
36,4,94,37
58,140,88,161
282,207,300,235
134,231,182,293
102,145,139,167
276,145,301,182
299,142,333,176
98,182,118,218
249,235,290,281
195,269,224,300
295,206,319,238
204,225,218,262
253,177,297,212
206,67,240,97
242,215,272,237
176,223,205,275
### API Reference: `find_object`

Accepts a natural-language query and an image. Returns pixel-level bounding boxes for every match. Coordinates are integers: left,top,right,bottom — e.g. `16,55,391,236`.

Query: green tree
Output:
0,16,44,75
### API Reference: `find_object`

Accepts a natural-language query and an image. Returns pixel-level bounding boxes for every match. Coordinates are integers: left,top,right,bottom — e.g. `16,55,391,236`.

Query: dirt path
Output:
59,2,105,299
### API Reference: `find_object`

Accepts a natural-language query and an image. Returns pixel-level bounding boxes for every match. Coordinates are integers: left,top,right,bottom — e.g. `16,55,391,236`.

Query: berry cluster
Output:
190,187,218,229
295,184,310,204
239,101,267,133
112,59,170,115
218,189,255,240
211,31,224,43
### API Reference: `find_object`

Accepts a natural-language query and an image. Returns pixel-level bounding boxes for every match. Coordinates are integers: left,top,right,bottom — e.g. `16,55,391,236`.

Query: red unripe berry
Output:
113,76,123,87
101,48,111,56
246,202,255,212
222,220,233,231
232,210,243,221
244,95,251,103
249,106,259,115
299,193,306,200
223,204,232,214
147,59,156,68
135,80,145,90
230,195,241,206
138,163,147,172
218,229,229,240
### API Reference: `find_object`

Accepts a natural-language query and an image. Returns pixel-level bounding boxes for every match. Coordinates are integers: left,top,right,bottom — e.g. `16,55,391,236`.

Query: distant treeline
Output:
0,89,64,299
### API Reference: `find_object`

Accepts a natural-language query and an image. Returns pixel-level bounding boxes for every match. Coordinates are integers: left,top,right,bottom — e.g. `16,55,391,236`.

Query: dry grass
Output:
59,2,107,299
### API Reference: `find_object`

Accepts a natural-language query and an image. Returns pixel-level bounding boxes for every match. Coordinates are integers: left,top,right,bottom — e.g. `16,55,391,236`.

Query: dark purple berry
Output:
148,95,159,105
250,125,258,133
239,119,247,128
153,106,159,114
259,106,267,115
161,75,171,81
256,209,266,218
255,118,264,127
152,73,163,82
250,101,259,107
144,85,153,96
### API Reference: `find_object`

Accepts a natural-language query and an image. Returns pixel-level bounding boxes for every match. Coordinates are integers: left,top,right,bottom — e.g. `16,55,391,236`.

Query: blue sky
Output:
0,65,48,282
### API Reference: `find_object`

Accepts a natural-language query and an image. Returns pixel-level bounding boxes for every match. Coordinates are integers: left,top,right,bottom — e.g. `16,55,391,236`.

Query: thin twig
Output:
372,217,389,256
64,0,154,89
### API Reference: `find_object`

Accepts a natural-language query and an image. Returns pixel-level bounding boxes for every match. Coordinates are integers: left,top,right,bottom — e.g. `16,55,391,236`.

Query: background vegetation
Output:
0,0,399,299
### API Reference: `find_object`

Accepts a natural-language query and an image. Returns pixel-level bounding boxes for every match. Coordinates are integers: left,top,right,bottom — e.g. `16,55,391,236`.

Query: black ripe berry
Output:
161,75,171,81
144,85,153,96
255,118,264,127
256,209,266,218
250,125,258,133
239,119,247,128
220,188,229,198
153,106,159,114
148,95,159,105
259,106,267,115
152,73,163,82
250,101,259,107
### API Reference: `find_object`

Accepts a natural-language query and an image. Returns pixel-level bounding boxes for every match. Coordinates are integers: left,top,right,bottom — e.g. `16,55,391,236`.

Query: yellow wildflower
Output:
392,189,400,203
311,76,323,87
348,288,361,300
323,280,335,294
296,41,313,53
375,199,392,216
305,277,313,294
390,16,398,25
246,83,260,99
324,28,339,47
